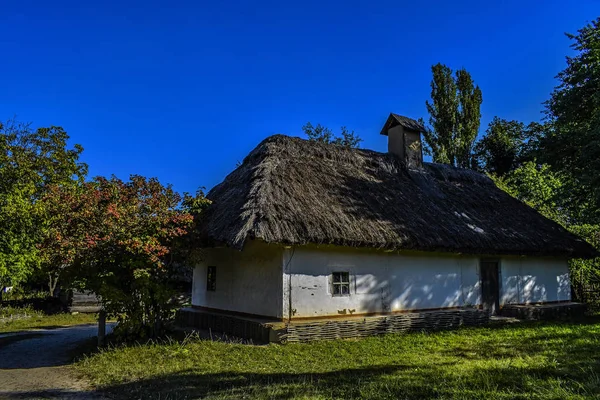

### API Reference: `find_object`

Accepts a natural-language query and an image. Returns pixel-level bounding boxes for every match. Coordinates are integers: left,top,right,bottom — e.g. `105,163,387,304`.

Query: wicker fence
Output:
178,307,490,344
280,308,490,343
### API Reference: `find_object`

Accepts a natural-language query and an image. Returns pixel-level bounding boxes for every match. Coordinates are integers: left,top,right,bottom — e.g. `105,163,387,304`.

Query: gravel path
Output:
0,324,113,399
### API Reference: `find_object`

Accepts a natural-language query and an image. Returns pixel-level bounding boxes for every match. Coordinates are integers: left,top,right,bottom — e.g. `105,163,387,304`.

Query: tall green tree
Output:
424,63,482,168
424,63,457,165
456,69,483,168
541,17,600,222
302,122,362,148
0,120,86,291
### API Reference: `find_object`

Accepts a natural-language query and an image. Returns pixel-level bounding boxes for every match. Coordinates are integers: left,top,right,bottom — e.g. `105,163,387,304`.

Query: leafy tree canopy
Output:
491,161,567,225
302,122,362,148
474,117,526,176
41,175,208,339
0,120,86,289
473,118,547,177
541,17,600,223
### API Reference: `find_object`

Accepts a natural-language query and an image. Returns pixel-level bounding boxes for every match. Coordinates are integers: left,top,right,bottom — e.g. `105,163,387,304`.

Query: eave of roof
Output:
380,113,426,135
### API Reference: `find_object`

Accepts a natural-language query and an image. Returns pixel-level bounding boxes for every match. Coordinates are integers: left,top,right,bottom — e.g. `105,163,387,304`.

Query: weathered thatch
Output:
200,134,596,258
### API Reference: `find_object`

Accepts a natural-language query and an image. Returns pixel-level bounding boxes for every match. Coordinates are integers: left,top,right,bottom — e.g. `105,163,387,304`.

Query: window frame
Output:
206,266,216,292
331,271,351,297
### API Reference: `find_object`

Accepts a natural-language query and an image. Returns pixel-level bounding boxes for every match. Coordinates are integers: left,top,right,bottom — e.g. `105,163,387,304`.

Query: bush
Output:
569,225,600,312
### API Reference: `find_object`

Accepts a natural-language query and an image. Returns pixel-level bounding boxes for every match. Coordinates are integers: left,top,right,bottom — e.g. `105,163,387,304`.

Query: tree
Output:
491,161,568,225
424,64,457,165
41,176,208,339
568,224,600,307
0,120,86,293
302,123,362,148
455,69,483,168
424,63,482,168
473,118,552,177
474,117,526,176
541,17,600,222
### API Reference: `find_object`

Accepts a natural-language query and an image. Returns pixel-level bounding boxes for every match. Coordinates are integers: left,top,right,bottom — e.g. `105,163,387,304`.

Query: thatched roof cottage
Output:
183,113,596,341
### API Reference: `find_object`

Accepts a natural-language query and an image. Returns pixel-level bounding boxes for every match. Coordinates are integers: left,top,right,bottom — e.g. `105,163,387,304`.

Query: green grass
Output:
0,307,98,333
76,317,600,400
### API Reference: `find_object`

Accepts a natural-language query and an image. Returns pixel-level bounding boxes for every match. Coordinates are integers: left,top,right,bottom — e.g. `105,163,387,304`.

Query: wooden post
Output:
98,309,106,347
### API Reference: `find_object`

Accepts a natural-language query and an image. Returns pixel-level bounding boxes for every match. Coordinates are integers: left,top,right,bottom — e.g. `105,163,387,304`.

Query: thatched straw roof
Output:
200,135,596,258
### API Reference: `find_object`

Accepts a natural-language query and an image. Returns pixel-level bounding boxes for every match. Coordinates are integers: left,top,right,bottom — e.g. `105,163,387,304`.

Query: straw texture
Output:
199,134,596,258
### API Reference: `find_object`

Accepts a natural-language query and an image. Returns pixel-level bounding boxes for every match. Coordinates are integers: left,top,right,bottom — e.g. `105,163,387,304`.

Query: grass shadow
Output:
96,361,593,400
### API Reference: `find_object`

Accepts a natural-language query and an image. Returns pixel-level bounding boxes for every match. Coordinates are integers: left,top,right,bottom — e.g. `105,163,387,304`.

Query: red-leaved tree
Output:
41,175,208,339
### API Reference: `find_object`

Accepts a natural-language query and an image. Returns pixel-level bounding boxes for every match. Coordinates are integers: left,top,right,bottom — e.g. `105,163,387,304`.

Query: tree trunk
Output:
48,273,59,297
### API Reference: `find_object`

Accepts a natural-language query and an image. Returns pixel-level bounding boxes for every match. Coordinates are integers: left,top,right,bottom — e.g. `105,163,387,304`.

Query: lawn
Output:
76,317,600,400
0,306,98,333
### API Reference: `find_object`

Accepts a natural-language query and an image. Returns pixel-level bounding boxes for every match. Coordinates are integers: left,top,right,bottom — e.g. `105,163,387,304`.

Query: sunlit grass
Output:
0,306,98,333
77,317,600,399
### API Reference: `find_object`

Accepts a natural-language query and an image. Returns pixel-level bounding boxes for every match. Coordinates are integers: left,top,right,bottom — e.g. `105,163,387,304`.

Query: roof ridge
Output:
258,134,492,183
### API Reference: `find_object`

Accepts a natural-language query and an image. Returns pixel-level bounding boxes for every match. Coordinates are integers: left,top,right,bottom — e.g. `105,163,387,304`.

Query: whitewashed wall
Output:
283,246,481,319
500,258,570,305
190,241,572,320
191,241,283,318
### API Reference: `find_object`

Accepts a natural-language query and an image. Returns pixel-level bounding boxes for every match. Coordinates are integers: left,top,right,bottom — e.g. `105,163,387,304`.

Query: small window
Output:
207,266,216,291
332,272,350,296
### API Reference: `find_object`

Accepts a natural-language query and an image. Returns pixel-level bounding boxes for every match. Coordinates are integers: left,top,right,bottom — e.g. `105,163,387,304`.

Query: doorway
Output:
480,260,500,314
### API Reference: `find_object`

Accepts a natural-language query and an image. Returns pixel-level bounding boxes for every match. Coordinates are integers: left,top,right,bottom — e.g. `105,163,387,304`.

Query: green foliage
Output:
182,188,212,215
0,304,39,318
568,225,600,308
490,162,566,224
0,120,86,289
542,17,600,223
455,68,483,168
302,122,362,148
424,63,457,164
78,319,600,399
424,63,482,168
41,176,205,339
474,117,527,176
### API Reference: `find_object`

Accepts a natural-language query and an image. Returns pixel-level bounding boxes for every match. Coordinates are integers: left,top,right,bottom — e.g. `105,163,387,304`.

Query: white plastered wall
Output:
282,246,481,319
191,240,284,318
500,258,571,305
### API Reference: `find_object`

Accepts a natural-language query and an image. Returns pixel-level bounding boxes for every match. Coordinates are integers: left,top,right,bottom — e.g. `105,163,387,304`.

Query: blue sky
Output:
1,1,597,193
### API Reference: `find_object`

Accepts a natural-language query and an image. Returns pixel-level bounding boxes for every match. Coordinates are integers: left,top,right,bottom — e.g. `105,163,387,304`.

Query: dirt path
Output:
0,324,112,399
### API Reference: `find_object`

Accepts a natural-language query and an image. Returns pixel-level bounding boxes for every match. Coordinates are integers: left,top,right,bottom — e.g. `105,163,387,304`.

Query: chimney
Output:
380,113,425,169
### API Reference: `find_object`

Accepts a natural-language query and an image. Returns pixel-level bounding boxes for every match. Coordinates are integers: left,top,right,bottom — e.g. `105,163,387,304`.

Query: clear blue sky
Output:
1,1,597,193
